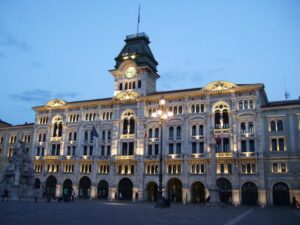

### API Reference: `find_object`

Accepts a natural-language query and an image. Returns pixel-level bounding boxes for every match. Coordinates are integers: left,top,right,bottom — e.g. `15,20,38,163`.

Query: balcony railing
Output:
168,154,184,159
120,134,135,139
44,155,60,160
189,153,205,158
114,155,134,160
216,152,232,157
239,152,259,157
144,155,159,160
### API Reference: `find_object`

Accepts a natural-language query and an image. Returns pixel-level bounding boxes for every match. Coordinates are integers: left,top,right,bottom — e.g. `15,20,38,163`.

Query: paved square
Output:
0,200,299,225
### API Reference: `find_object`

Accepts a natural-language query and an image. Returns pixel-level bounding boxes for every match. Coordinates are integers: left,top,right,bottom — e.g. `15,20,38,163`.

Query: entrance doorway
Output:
167,178,182,203
79,176,91,198
241,182,258,205
191,182,205,204
217,178,232,204
45,175,57,199
98,180,109,199
118,178,133,200
273,182,290,206
63,179,73,200
146,182,158,201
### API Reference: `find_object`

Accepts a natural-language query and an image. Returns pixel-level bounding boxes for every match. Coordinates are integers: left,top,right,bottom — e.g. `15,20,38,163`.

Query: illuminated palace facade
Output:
1,33,300,206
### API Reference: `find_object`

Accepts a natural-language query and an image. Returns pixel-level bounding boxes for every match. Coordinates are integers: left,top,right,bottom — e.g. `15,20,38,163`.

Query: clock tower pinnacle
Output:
110,33,159,99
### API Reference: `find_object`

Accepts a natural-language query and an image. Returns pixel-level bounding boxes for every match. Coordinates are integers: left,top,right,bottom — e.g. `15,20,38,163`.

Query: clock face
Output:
125,66,136,78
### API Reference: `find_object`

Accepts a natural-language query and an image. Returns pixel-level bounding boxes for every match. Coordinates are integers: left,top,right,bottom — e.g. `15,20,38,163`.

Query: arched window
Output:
155,128,159,138
248,122,254,133
192,125,196,136
84,131,88,141
174,106,178,115
149,128,153,138
281,163,287,173
249,99,254,109
199,125,204,135
107,130,111,140
129,118,135,134
52,117,63,137
277,120,283,131
132,82,136,89
273,163,278,172
138,80,141,88
241,122,246,133
122,111,136,135
125,83,128,90
102,131,105,140
148,109,152,117
119,83,123,90
222,109,229,128
215,110,221,129
239,100,243,109
176,126,181,138
129,82,132,89
191,105,195,113
169,127,174,139
123,119,128,134
196,104,200,113
178,106,182,114
244,100,249,109
270,121,276,131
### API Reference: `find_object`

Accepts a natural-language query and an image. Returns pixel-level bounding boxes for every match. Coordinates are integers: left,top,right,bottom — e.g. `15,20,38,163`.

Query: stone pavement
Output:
0,200,299,225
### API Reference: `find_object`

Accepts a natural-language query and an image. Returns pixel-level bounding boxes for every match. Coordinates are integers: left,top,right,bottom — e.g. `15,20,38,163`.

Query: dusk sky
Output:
1,0,300,125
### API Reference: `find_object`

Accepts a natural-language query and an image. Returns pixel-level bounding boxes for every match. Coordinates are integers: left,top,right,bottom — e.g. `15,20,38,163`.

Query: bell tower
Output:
109,33,159,100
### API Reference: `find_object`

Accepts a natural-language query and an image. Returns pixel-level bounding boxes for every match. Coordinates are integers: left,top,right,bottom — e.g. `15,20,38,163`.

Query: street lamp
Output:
152,97,173,208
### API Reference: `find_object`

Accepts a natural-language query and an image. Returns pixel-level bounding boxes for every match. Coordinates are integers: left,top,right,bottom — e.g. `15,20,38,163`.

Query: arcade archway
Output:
146,182,158,201
98,180,109,199
118,178,133,200
167,178,182,203
273,182,290,206
217,178,232,204
241,182,258,205
191,182,205,204
63,179,73,199
79,176,91,198
45,175,57,198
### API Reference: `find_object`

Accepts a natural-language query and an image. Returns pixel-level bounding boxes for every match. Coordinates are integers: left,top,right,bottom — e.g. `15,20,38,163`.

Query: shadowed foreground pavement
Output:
0,200,299,225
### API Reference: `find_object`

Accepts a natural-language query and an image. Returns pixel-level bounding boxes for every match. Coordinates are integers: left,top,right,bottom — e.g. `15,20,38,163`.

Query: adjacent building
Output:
1,33,299,205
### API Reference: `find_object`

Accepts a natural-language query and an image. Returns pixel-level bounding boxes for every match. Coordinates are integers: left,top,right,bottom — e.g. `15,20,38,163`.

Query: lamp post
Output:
152,98,173,208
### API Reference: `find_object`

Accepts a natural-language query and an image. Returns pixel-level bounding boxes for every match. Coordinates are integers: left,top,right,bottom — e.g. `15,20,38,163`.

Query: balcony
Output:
81,155,93,160
189,153,205,158
147,137,159,143
168,154,184,159
50,136,62,142
216,152,232,158
44,155,60,160
214,129,229,134
114,155,135,160
239,152,259,157
191,135,204,140
121,134,135,139
144,155,159,160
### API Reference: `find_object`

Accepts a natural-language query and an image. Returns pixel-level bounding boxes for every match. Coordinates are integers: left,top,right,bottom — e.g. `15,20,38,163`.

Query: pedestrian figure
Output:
2,189,8,202
185,193,188,205
135,192,139,202
119,192,122,200
71,188,75,202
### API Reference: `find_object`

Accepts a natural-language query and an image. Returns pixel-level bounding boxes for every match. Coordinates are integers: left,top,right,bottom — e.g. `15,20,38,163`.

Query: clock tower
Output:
110,33,159,100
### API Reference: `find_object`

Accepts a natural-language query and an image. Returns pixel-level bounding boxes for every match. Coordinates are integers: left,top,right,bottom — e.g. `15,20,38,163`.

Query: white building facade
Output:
1,33,299,205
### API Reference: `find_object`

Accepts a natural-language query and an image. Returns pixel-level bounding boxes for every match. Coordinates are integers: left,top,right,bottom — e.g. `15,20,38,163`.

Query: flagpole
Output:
136,5,140,35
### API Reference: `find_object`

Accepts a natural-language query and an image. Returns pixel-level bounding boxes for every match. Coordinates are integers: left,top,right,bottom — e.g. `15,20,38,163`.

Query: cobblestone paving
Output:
0,200,299,225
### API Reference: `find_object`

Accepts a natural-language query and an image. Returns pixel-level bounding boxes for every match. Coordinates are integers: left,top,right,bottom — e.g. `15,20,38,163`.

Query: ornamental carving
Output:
204,81,236,91
115,91,139,101
46,99,67,107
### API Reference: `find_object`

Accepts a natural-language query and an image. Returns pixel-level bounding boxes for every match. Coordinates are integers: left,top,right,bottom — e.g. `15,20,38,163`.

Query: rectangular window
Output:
89,146,93,155
101,145,105,156
192,142,197,154
154,144,159,155
106,145,111,156
223,138,230,152
241,140,247,152
199,142,204,153
83,146,87,155
271,139,277,151
169,143,174,154
249,140,255,152
67,146,71,155
278,138,284,151
148,145,152,155
129,142,134,155
176,143,181,154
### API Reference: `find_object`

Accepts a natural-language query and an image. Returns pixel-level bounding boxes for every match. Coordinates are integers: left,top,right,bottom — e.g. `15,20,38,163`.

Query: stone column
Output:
90,185,97,199
109,187,117,201
208,143,219,204
232,189,240,205
182,188,189,204
56,184,62,198
258,189,267,206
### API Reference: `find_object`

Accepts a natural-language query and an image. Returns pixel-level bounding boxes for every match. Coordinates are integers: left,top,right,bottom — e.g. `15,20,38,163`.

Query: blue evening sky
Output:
0,0,299,125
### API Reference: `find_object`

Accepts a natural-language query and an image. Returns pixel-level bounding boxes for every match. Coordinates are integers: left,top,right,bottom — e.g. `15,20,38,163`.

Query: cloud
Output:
0,31,31,51
10,89,79,104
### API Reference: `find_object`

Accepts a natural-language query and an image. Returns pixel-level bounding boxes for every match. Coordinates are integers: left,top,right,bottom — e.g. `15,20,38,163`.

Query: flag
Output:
215,135,221,144
91,126,99,138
